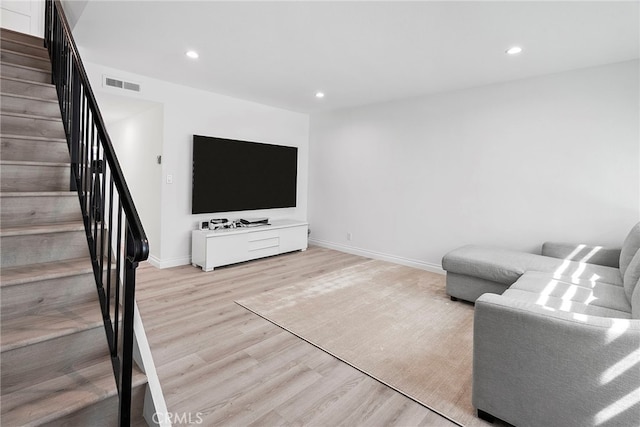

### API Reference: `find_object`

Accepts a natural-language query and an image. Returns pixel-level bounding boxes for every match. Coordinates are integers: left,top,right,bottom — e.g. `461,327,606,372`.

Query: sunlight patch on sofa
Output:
552,260,572,279
570,262,587,281
594,386,640,425
542,279,559,293
567,244,587,259
579,246,603,263
588,273,601,288
560,285,578,311
583,292,597,305
536,279,560,307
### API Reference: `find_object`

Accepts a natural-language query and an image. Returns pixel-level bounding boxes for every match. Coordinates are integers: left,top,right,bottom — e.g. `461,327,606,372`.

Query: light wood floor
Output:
136,246,459,426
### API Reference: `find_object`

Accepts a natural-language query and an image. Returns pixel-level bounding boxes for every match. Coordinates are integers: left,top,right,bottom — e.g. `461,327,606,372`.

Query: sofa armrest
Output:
541,241,621,268
473,293,640,427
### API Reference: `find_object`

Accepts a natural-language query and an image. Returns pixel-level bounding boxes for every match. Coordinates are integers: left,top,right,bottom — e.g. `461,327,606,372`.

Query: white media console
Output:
191,219,308,271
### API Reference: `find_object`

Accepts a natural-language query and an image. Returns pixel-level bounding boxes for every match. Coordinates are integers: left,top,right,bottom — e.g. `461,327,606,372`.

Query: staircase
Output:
0,28,147,426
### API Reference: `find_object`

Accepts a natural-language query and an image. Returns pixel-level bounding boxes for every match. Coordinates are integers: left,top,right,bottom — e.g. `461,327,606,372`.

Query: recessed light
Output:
186,50,199,59
506,46,523,55
315,92,325,99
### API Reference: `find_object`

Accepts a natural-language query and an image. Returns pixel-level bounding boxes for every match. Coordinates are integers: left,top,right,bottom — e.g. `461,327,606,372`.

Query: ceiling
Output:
69,1,639,114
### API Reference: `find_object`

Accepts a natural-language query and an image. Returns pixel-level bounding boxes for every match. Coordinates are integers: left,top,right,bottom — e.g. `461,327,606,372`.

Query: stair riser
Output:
1,28,44,47
1,273,96,321
1,94,61,117
56,382,147,427
1,50,50,71
1,229,89,268
1,39,49,58
0,114,65,139
0,77,57,99
0,137,69,163
1,63,51,84
0,194,81,227
0,163,70,192
1,326,109,395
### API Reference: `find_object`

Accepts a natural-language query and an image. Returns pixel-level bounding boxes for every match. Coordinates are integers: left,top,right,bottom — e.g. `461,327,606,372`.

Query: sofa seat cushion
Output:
543,260,622,287
502,288,631,318
529,268,623,289
442,245,622,286
510,271,631,314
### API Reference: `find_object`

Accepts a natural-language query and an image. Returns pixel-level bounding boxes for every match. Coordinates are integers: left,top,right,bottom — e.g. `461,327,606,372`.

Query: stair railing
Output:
44,1,149,425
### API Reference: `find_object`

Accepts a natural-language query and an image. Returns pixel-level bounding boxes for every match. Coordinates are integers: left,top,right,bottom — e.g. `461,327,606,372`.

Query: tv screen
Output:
192,135,298,214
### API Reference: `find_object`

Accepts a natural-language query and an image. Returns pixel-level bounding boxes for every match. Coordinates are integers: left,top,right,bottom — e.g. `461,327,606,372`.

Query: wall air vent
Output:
102,75,141,93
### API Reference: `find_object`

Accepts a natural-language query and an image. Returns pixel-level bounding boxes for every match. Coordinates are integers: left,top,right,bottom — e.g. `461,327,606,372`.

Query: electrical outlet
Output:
166,174,173,184
347,232,352,241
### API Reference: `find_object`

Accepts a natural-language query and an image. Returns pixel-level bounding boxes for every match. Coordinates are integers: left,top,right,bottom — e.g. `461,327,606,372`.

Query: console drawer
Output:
248,229,279,242
248,236,279,252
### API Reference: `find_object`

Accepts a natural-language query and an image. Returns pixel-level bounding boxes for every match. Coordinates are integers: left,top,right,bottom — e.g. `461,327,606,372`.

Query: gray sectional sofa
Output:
442,222,640,427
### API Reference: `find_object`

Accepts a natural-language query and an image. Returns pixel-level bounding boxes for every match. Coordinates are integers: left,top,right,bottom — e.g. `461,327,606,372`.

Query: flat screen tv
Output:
192,135,298,214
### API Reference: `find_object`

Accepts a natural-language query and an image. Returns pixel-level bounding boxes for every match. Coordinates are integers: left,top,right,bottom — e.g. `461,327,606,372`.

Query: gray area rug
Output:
236,259,489,426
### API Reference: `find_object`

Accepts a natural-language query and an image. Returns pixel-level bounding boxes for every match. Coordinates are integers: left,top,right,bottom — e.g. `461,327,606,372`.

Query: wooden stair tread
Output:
0,257,93,287
1,49,50,69
0,36,48,53
0,28,44,46
0,80,58,103
0,357,147,426
0,61,50,72
1,299,104,352
0,358,116,425
0,75,53,86
0,191,77,198
1,91,58,103
1,110,62,122
0,160,69,167
1,48,48,59
1,48,47,58
0,63,51,85
0,220,85,237
0,133,66,143
0,191,80,228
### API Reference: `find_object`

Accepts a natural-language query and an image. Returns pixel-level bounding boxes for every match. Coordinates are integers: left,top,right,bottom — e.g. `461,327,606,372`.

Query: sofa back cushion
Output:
620,222,640,277
624,250,640,301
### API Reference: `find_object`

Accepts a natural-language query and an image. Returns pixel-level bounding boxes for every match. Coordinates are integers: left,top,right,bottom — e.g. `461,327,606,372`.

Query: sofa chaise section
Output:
443,244,623,303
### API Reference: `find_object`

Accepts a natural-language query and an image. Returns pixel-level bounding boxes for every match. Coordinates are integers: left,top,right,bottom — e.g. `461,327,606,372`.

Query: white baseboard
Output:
147,255,191,269
147,255,162,269
147,244,444,274
309,239,445,275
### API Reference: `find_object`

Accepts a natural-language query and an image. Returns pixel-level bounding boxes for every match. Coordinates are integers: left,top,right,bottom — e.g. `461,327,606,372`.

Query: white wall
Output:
59,0,88,30
308,60,640,272
1,0,44,36
83,61,310,268
102,98,164,262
